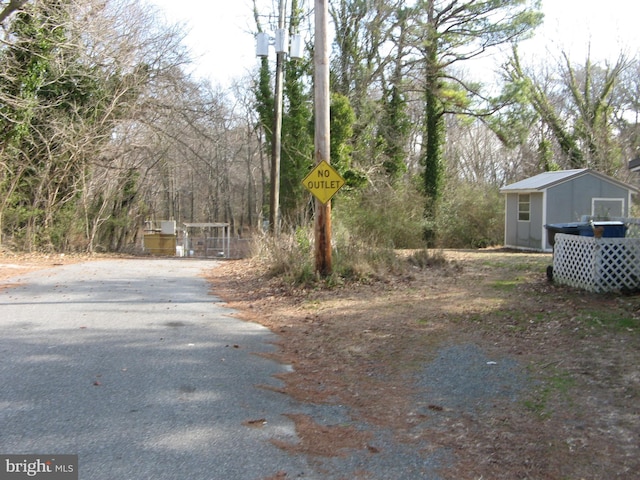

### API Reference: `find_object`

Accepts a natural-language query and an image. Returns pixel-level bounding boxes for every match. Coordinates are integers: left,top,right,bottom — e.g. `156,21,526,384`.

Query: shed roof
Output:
500,168,639,194
183,222,230,229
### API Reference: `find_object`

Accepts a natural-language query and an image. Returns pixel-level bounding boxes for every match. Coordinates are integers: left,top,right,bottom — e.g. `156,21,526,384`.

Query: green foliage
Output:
576,311,639,333
418,0,543,237
0,1,138,251
440,80,474,110
537,139,560,171
48,201,83,252
502,48,627,173
421,33,446,218
524,365,576,419
486,77,539,148
334,179,426,249
280,54,313,224
0,2,77,250
491,279,520,291
378,84,410,180
255,57,274,148
422,87,445,213
331,228,402,282
263,174,505,283
433,182,504,249
329,92,356,177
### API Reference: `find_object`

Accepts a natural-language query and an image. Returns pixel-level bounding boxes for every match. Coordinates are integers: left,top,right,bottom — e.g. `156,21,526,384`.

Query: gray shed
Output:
500,169,638,252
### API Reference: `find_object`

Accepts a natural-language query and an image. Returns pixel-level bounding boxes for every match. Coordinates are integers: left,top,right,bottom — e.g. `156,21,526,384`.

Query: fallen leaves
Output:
243,418,267,428
270,414,373,457
207,253,640,479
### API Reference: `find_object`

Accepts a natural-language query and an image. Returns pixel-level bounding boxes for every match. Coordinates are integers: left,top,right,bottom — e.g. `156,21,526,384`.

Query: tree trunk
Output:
422,2,444,223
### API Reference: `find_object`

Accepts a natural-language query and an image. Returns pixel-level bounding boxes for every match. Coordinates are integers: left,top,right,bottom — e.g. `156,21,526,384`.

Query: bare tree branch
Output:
0,0,28,25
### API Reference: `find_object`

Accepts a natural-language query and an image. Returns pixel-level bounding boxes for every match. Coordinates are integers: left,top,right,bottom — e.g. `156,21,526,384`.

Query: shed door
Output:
592,198,624,218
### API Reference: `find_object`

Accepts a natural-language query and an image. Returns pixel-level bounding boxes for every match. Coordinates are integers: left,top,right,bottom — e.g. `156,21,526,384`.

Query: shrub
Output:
253,223,404,286
251,227,315,283
434,182,504,248
334,179,425,249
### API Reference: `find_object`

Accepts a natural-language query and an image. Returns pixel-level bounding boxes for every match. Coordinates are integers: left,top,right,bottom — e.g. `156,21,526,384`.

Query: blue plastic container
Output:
578,221,627,238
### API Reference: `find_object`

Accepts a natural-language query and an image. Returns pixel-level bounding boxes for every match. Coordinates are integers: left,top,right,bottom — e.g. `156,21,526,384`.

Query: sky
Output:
147,0,640,86
519,0,640,62
147,0,263,86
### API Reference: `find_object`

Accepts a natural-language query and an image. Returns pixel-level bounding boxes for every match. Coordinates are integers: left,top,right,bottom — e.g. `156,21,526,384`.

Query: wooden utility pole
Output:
269,0,287,235
314,0,331,275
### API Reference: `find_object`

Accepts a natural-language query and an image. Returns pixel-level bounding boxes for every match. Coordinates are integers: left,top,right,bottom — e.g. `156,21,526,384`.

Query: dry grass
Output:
208,248,640,480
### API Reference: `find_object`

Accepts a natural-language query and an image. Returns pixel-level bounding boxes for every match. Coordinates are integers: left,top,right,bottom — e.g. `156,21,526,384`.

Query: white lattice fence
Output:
553,234,640,292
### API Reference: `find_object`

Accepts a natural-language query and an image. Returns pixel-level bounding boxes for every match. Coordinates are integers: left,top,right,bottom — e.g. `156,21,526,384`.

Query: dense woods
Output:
0,0,638,253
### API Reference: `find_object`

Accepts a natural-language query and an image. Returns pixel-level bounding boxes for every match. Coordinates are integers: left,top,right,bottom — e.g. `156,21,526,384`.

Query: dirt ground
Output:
0,252,86,283
207,249,640,480
2,249,639,479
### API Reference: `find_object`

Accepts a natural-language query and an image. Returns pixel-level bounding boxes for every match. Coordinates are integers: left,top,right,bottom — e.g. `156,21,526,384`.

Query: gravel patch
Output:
415,343,531,415
292,343,532,479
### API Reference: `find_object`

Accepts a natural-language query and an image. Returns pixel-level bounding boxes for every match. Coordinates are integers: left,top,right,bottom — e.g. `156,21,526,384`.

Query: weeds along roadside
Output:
229,233,640,479
248,225,449,287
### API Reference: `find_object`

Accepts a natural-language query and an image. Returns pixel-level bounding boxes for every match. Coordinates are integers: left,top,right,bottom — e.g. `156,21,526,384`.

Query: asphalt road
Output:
0,258,318,479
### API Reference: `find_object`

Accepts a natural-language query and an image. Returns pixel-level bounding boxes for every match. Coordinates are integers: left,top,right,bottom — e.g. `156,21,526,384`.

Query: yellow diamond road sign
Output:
302,160,345,204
